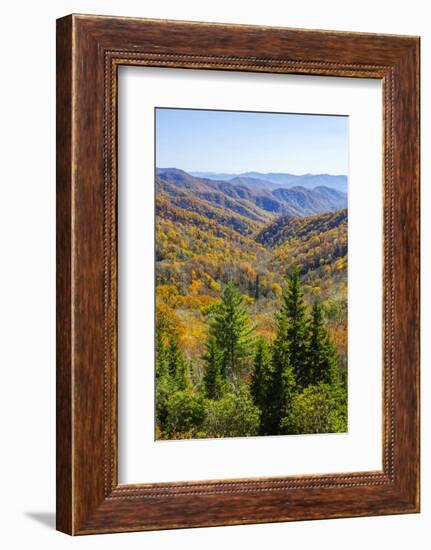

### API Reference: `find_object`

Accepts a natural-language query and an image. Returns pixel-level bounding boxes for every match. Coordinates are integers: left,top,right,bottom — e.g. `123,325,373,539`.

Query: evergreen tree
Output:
258,305,292,435
278,361,296,434
175,356,191,391
251,337,271,414
306,302,338,386
167,337,181,379
261,316,296,435
155,333,173,433
209,282,254,382
202,336,223,399
167,337,190,390
281,269,308,390
155,330,168,380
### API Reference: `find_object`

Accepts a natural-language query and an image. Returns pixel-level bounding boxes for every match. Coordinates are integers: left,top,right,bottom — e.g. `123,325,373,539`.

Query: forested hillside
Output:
155,168,348,439
157,168,346,217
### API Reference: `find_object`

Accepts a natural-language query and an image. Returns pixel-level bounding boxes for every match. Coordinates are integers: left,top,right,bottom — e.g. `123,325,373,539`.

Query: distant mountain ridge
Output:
156,168,347,222
190,170,347,193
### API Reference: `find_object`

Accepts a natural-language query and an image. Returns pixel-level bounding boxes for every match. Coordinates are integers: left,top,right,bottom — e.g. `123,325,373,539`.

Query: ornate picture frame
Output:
56,14,420,534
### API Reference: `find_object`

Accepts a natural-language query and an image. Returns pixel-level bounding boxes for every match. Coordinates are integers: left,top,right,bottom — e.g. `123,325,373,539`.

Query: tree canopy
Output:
156,274,347,440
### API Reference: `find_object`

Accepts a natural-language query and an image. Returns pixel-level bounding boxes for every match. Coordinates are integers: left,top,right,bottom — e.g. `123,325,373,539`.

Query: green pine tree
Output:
279,361,297,435
202,336,223,399
281,269,308,390
260,311,296,435
176,356,192,391
155,333,173,434
306,302,338,386
167,337,181,379
155,330,168,380
209,282,254,383
167,337,190,390
251,337,271,413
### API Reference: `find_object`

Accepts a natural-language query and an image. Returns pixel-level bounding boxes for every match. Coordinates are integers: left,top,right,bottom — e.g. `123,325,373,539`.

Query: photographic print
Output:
155,107,348,441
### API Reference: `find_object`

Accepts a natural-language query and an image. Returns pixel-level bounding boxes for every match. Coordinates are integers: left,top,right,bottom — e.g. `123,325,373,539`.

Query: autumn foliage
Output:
155,171,348,439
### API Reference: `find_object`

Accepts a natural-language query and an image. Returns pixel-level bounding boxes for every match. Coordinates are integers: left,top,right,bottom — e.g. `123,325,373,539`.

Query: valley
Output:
155,168,347,375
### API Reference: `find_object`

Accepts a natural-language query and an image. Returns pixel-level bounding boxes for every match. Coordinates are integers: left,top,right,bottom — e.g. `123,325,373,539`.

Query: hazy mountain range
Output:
156,168,347,223
189,170,348,193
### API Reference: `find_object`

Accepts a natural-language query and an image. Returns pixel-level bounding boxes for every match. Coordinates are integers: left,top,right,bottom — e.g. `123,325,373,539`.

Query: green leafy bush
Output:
281,383,347,434
164,390,206,437
204,386,260,437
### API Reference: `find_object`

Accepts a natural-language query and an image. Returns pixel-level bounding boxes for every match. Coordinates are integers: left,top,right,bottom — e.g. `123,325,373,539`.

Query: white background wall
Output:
0,1,427,548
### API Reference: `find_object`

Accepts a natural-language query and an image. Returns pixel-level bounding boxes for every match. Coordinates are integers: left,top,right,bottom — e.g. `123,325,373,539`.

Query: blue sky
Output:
155,108,348,175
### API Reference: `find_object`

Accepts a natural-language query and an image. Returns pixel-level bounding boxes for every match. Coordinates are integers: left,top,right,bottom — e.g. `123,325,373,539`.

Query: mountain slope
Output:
155,171,348,372
257,208,347,247
257,209,347,283
156,193,264,241
157,168,347,220
156,196,265,263
157,170,275,229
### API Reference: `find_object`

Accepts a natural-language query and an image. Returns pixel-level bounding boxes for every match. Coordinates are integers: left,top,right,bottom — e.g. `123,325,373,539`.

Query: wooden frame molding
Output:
56,14,420,535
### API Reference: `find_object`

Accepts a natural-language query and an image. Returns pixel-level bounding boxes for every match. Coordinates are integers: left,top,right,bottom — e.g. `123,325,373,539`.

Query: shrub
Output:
281,383,347,434
164,390,206,437
204,386,260,438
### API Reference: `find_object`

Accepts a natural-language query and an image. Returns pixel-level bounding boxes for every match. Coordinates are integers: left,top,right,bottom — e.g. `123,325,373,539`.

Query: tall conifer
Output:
202,336,223,399
155,331,168,380
260,309,296,435
281,269,308,390
209,282,254,382
251,337,270,413
167,337,190,390
167,337,181,379
306,301,338,385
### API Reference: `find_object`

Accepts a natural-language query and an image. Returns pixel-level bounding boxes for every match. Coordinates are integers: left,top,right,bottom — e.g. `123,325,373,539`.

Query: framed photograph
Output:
56,14,420,535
